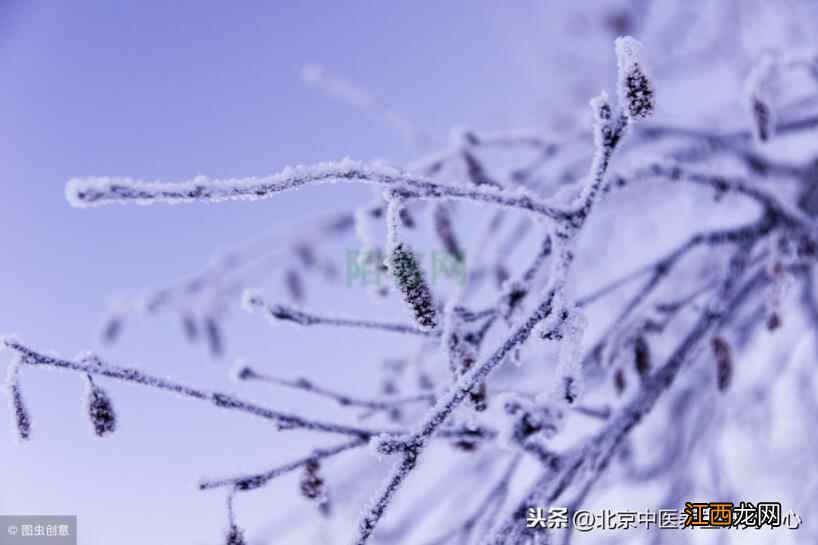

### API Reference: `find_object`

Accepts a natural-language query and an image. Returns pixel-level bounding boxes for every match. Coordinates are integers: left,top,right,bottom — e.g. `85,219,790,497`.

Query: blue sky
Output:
0,2,570,544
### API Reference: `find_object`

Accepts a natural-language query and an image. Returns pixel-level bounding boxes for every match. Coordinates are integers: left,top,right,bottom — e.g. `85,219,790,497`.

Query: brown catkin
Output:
285,268,305,303
388,242,438,330
751,96,773,143
613,368,626,396
181,312,198,341
633,336,651,378
433,204,464,263
711,336,733,392
204,317,223,357
87,378,117,437
622,63,655,120
300,459,326,500
101,315,123,345
615,37,655,121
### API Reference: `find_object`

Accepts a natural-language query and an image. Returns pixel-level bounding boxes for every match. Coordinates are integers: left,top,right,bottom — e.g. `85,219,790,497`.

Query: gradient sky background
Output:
0,2,589,544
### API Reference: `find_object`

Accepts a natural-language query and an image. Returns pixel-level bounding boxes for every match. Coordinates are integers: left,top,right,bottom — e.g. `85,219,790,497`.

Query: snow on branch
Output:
242,290,439,337
615,36,656,122
65,159,581,224
231,363,435,414
1,337,395,439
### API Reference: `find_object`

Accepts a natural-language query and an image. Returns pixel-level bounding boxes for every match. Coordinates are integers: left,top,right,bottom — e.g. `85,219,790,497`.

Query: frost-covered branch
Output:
200,438,367,492
352,36,658,545
242,290,441,337
66,159,581,224
489,264,769,544
1,337,393,439
232,363,435,413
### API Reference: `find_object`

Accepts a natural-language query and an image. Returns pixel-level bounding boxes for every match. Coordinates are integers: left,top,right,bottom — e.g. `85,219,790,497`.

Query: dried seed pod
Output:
711,336,733,392
7,360,31,442
633,336,651,378
615,36,655,121
87,376,116,437
387,242,438,330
